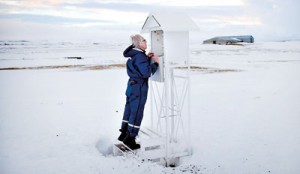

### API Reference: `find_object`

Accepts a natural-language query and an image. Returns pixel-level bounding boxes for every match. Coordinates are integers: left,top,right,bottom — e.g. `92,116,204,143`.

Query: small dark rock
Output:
65,57,82,59
169,164,176,167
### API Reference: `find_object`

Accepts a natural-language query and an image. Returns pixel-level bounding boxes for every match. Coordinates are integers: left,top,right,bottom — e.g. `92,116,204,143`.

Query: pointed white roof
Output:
141,11,198,33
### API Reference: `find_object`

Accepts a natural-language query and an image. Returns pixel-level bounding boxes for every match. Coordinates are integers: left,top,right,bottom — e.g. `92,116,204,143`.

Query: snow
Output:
0,41,127,68
0,41,300,173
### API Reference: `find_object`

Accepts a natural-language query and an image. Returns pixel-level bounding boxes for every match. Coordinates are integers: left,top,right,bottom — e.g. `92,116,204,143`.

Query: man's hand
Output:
147,52,154,59
153,55,159,63
147,52,159,63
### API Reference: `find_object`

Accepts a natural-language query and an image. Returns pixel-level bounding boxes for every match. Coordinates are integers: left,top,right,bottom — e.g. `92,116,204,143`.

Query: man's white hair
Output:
131,34,143,49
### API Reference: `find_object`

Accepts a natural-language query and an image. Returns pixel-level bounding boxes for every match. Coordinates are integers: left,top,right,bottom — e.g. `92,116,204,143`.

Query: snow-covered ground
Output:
0,41,300,174
0,40,127,68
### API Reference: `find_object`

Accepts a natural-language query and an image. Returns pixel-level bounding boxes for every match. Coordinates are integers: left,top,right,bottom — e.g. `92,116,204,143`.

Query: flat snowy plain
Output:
0,41,299,174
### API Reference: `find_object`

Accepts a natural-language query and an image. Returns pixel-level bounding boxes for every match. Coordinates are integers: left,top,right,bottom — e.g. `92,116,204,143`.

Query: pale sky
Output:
0,0,299,42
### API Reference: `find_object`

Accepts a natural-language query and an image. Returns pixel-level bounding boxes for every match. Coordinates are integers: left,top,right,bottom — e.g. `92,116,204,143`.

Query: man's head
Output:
131,34,147,51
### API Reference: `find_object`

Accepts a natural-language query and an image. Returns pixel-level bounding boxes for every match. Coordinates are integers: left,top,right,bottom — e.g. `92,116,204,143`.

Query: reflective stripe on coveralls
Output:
122,121,140,128
128,123,140,129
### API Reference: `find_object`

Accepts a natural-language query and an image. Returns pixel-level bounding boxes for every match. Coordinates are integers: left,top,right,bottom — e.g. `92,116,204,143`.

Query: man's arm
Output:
135,53,159,78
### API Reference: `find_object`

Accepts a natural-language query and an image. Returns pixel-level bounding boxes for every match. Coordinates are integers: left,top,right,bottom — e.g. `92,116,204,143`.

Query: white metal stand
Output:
148,61,192,166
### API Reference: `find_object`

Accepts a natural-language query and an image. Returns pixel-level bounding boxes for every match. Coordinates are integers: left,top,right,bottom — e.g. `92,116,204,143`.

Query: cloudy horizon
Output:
0,0,299,43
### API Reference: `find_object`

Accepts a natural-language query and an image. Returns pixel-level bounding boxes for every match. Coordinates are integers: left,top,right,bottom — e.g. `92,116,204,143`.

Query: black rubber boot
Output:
123,135,140,150
117,129,127,142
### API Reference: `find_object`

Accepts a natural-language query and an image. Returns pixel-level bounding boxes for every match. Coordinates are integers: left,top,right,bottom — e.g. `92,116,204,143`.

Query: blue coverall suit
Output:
121,45,159,138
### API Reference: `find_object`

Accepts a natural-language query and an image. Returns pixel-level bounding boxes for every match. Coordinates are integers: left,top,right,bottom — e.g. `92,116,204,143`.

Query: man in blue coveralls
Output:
118,34,159,150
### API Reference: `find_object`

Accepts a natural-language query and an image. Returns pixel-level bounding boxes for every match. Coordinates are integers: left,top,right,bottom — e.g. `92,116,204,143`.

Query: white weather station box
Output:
141,11,197,82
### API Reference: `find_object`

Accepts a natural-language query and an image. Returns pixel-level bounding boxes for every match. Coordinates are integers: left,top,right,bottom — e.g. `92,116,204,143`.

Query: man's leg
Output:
121,97,130,131
118,97,131,141
130,82,148,137
127,94,141,138
123,84,142,149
